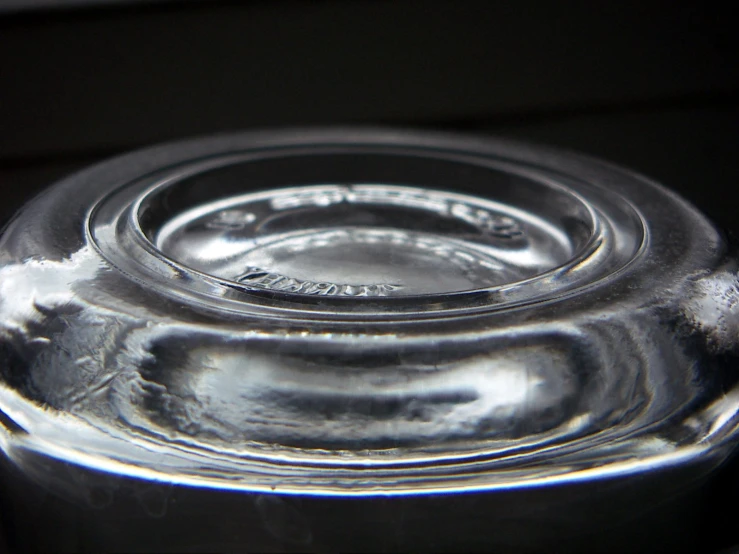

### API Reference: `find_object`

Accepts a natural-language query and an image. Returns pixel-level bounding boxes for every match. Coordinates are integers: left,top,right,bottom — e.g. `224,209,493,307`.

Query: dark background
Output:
1,1,738,230
1,2,739,553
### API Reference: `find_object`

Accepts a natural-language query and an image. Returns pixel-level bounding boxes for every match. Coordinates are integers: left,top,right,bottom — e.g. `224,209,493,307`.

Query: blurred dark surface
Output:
1,1,738,553
2,1,738,228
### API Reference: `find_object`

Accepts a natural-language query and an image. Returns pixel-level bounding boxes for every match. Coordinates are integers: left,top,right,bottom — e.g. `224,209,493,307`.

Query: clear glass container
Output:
1,129,738,552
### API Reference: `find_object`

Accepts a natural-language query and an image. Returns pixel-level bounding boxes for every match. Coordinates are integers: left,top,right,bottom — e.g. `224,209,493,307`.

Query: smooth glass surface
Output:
1,129,738,552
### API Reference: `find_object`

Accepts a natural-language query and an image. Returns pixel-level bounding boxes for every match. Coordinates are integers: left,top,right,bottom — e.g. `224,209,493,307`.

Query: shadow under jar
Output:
1,129,738,553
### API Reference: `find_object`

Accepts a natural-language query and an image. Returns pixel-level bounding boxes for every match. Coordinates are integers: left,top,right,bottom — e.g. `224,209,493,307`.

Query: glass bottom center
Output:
154,184,582,297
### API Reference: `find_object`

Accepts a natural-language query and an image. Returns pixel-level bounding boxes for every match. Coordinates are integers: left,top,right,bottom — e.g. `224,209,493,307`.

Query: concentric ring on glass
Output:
88,148,646,318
